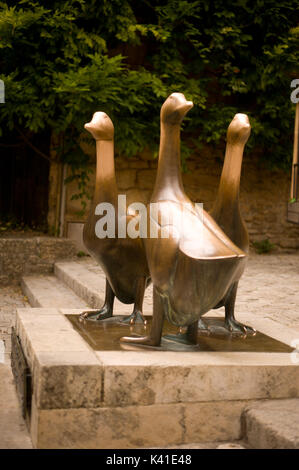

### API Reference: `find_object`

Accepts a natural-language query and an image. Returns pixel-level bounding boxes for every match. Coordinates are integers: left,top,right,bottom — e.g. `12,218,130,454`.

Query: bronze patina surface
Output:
81,112,150,325
210,113,254,336
66,315,292,353
120,93,251,347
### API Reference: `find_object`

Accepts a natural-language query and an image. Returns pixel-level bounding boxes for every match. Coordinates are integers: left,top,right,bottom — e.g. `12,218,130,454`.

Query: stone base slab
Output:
30,397,253,449
15,307,299,448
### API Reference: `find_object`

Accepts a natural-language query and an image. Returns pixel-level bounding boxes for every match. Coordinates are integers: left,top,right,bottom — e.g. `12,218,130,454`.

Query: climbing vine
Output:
0,0,298,176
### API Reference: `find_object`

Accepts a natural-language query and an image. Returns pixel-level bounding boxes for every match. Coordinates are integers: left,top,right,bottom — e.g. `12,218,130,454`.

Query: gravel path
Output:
0,284,29,357
237,253,299,330
0,285,31,448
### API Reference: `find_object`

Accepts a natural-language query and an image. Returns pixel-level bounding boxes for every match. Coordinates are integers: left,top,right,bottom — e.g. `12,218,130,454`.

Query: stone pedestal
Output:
14,307,299,449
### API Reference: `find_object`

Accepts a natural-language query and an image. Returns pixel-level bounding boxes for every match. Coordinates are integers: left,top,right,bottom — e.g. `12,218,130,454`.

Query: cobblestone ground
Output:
0,252,298,449
0,285,31,448
237,253,299,330
0,285,29,356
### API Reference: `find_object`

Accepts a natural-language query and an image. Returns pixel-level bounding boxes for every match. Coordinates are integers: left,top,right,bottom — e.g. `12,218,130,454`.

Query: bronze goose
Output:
121,93,247,346
209,113,255,335
81,111,150,324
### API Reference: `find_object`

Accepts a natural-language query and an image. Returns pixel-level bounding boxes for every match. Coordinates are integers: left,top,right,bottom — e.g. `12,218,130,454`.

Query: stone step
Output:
243,399,299,449
15,307,299,448
54,260,153,315
54,260,106,308
21,275,89,309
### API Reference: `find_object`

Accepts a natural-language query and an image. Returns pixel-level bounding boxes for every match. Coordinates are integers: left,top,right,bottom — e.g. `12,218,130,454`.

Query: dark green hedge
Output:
0,0,298,168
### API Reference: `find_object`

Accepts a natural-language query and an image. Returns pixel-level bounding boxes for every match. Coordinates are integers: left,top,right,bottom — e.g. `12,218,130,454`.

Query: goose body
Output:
209,113,255,335
145,200,246,327
210,113,250,252
121,93,247,346
81,112,150,323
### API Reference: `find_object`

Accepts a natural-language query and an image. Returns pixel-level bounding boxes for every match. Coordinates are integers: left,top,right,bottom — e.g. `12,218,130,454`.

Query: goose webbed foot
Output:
120,287,164,347
120,335,159,346
224,282,256,337
164,320,202,345
225,317,256,337
197,317,212,335
120,309,147,326
80,305,113,321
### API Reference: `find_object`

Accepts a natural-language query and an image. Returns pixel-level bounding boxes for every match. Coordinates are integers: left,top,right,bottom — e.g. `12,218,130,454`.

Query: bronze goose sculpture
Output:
81,111,150,324
121,93,247,347
209,113,255,335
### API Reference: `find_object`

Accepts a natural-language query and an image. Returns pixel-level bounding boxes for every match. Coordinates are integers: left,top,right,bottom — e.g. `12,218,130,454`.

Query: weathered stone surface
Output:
98,351,299,407
15,309,92,372
54,260,106,308
0,237,77,285
216,442,245,449
0,363,32,448
15,309,104,411
162,441,246,449
30,399,250,449
17,307,299,413
116,169,137,189
30,400,183,449
12,252,299,449
127,158,149,169
136,169,157,190
244,399,299,449
184,401,249,443
0,285,29,354
35,352,103,410
54,260,153,315
236,253,299,330
21,275,88,308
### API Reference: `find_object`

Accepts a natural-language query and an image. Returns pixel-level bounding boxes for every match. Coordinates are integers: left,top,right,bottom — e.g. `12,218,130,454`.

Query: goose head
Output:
227,113,251,145
84,112,114,141
161,93,193,125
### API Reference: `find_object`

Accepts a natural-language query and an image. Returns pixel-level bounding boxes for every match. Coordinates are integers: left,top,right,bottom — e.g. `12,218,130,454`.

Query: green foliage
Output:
0,0,298,172
252,239,276,254
77,250,89,258
0,214,43,233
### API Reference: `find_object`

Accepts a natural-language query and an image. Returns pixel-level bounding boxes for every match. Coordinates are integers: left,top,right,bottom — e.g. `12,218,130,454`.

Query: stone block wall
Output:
0,237,77,285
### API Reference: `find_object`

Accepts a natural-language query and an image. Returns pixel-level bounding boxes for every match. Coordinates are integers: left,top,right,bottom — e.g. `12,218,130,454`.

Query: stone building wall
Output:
0,237,77,285
60,146,299,251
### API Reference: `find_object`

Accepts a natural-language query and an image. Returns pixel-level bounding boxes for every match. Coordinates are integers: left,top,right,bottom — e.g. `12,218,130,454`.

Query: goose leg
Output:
80,278,114,321
186,321,199,344
120,287,164,346
163,319,200,345
225,282,256,336
120,276,148,326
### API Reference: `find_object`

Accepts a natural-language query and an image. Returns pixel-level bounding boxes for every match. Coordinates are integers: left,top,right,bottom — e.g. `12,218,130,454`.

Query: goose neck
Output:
151,122,186,203
94,140,118,203
217,141,245,206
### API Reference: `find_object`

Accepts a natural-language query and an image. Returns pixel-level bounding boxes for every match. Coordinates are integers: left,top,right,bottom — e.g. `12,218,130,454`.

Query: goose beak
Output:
177,100,193,116
180,101,193,112
227,113,251,144
234,113,250,128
